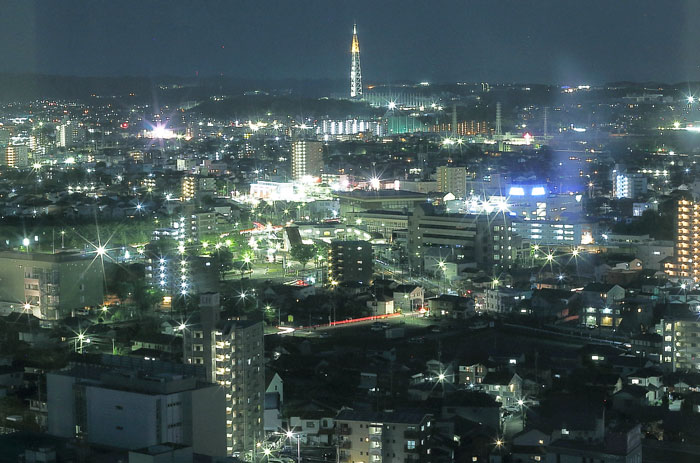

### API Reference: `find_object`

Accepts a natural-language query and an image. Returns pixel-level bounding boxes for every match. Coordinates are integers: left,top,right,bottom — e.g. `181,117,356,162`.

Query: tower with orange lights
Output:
350,23,362,99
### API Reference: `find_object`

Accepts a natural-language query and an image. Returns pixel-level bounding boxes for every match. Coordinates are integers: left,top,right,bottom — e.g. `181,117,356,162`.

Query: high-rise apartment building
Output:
0,251,104,320
676,198,699,281
55,121,86,148
183,294,265,455
3,144,29,167
436,165,467,199
291,140,323,181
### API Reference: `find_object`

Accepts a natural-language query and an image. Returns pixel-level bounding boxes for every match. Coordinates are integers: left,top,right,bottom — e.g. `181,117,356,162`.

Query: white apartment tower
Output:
183,293,265,455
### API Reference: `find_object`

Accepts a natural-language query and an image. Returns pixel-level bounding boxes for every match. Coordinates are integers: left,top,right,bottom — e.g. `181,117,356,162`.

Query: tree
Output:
210,247,234,278
132,283,161,318
290,244,316,270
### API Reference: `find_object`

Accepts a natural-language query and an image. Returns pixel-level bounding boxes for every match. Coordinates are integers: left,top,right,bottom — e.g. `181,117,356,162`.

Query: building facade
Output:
291,140,324,181
328,240,374,284
0,251,104,320
676,198,699,282
436,166,467,199
183,294,265,455
407,204,515,272
47,357,225,457
660,312,700,372
335,410,432,463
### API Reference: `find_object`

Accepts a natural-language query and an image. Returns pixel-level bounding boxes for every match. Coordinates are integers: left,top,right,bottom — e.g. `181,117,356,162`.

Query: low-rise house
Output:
289,413,335,446
426,294,475,318
481,371,522,408
393,284,425,312
366,295,395,315
612,385,654,413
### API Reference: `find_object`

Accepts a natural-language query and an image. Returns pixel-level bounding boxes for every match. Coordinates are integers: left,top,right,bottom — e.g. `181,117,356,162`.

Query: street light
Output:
517,398,526,427
285,430,302,462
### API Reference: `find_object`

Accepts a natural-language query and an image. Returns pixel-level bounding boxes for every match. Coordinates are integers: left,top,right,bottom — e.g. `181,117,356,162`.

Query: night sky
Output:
2,0,700,84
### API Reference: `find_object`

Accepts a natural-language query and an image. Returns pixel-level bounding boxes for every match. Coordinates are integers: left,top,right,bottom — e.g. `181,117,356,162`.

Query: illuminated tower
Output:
350,23,362,99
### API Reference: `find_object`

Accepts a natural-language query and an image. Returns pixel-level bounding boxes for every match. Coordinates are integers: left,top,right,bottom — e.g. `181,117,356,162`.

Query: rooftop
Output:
336,409,430,425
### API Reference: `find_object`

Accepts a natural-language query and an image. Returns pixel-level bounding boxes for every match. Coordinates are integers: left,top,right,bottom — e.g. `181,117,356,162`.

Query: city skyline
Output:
2,1,700,84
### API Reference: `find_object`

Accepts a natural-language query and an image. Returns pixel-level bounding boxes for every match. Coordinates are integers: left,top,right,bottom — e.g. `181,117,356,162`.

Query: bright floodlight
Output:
151,124,175,139
263,448,271,456
438,373,446,381
22,238,30,247
388,101,396,110
370,177,380,190
96,246,106,256
689,96,696,104
33,163,42,169
23,303,31,311
286,431,294,438
517,399,524,406
572,248,579,257
244,256,251,263
136,203,142,210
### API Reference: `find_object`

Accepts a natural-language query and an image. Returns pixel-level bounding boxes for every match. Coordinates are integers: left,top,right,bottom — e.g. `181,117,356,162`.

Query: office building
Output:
350,210,409,241
183,294,265,455
328,240,373,284
336,190,427,217
47,356,226,457
291,140,324,181
335,410,432,463
0,251,104,320
407,204,515,272
511,219,593,246
436,166,467,199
